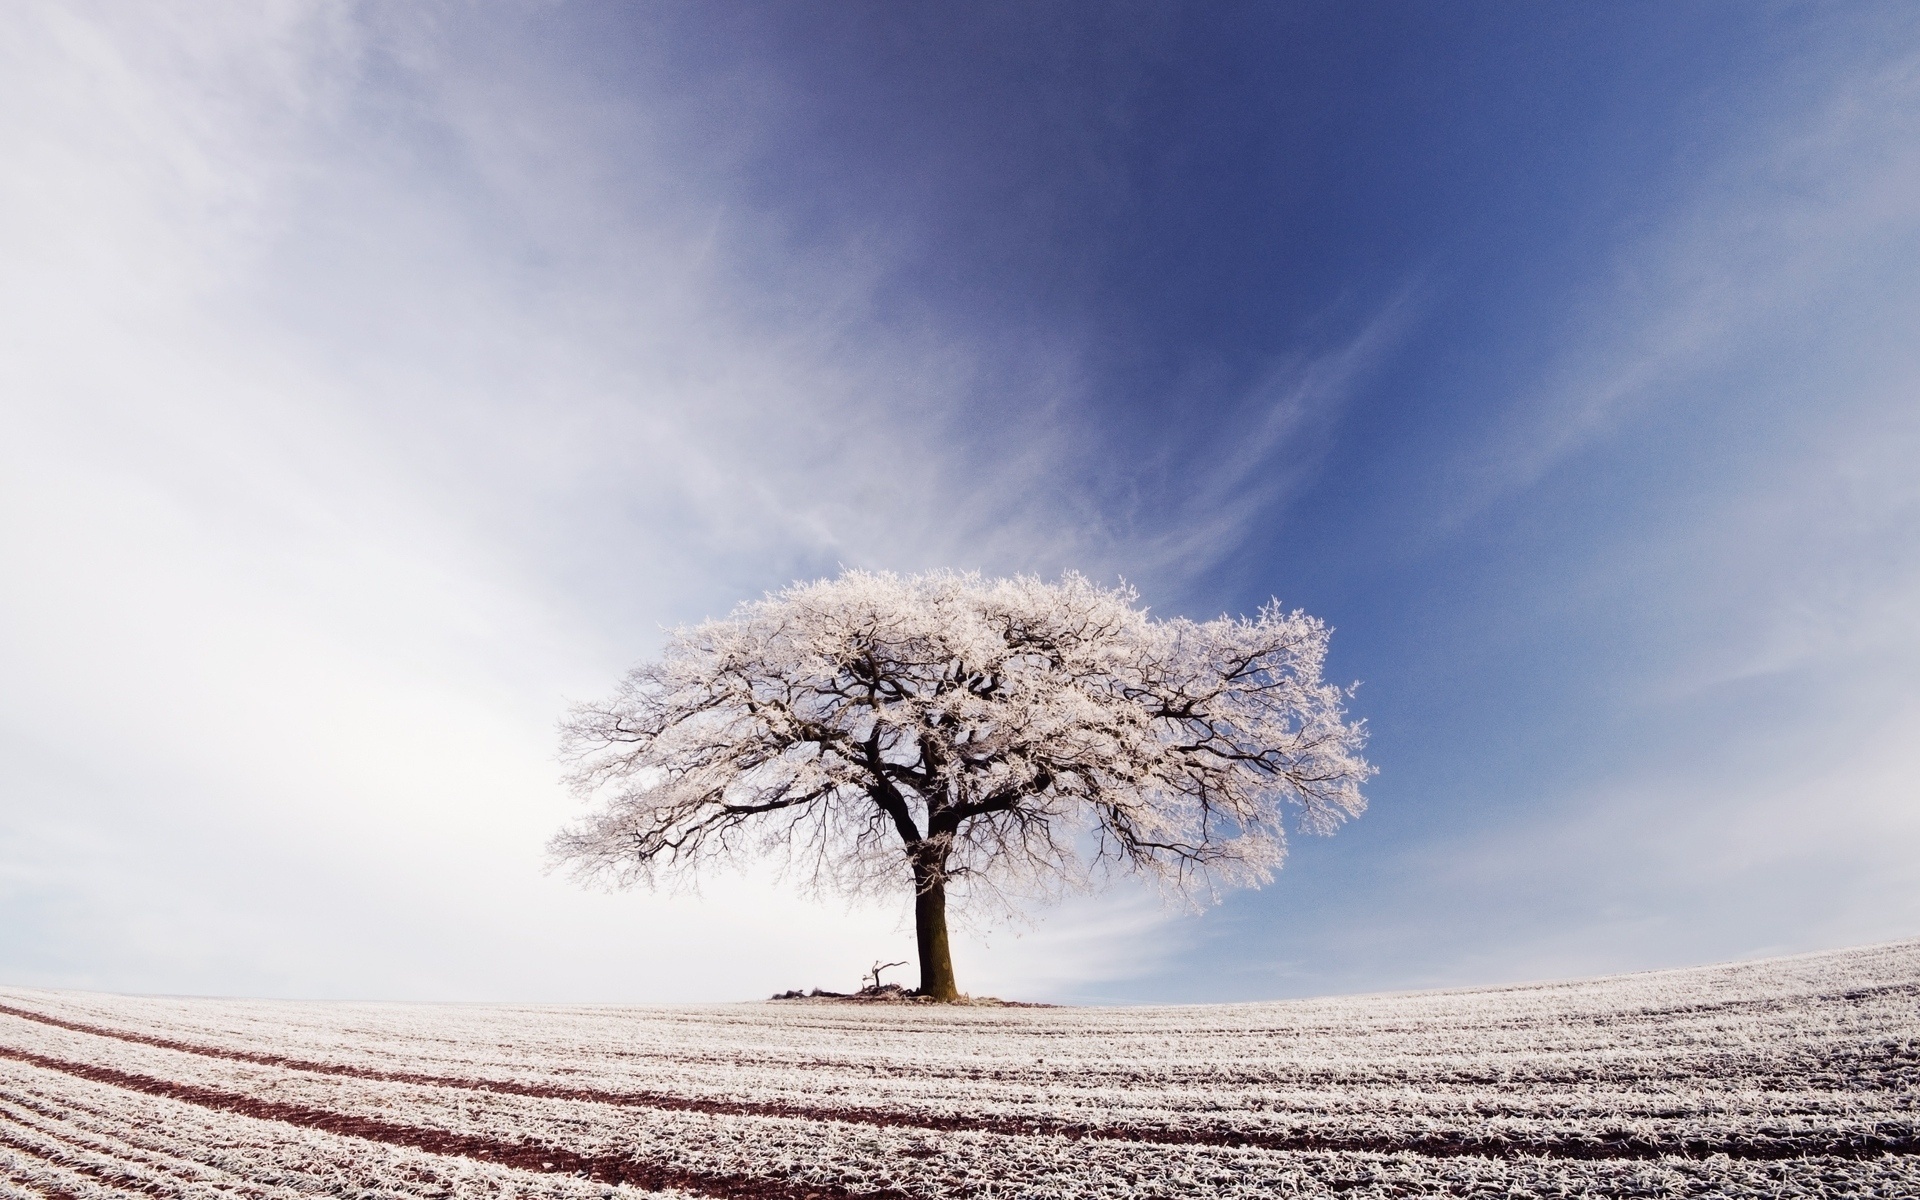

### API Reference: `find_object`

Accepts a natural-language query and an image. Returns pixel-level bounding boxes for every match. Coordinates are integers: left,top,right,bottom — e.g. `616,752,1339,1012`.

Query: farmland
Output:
2,940,1916,1199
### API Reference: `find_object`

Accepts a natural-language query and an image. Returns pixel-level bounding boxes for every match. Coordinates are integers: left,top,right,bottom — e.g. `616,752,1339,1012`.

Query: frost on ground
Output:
2,940,1916,1198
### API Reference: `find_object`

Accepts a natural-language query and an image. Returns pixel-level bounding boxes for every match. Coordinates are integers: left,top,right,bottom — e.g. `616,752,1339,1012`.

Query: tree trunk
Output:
912,870,960,1001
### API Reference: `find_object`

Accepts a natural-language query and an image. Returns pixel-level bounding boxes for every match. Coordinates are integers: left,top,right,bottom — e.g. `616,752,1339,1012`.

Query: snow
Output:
2,939,1916,1198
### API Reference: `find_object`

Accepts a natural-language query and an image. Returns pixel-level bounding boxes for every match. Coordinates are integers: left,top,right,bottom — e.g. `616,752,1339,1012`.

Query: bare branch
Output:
549,569,1373,919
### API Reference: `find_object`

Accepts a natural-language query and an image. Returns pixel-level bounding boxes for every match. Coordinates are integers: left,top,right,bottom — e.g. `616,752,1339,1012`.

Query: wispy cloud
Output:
0,2,1390,1001
1451,35,1920,521
1368,25,1920,990
6,3,1912,1005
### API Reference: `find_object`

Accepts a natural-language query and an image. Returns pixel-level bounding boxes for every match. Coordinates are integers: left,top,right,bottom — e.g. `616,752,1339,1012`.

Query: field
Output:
2,941,1916,1199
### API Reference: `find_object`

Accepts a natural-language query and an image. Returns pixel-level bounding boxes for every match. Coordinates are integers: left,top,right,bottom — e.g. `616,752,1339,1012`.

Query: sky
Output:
2,1,1917,1005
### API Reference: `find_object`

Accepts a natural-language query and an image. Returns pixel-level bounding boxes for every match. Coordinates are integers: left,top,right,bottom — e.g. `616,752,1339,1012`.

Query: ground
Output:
2,940,1916,1198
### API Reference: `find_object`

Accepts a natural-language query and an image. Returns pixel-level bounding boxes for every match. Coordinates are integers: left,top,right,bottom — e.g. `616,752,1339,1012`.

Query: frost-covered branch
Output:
549,569,1374,998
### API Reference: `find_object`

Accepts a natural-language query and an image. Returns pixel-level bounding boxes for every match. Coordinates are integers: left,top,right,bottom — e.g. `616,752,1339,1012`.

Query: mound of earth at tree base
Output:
769,983,1055,1006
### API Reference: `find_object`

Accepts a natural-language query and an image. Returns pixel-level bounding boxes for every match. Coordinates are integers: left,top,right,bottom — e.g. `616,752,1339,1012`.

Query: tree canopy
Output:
550,570,1373,1000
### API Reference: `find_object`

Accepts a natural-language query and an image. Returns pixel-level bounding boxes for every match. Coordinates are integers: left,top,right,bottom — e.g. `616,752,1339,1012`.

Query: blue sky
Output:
2,2,1917,1003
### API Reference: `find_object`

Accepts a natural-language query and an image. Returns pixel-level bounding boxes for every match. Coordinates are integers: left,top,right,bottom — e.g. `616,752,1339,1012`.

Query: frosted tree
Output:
550,570,1373,1001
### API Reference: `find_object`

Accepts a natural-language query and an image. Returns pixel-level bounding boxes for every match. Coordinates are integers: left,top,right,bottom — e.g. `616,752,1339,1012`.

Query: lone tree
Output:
550,570,1372,1001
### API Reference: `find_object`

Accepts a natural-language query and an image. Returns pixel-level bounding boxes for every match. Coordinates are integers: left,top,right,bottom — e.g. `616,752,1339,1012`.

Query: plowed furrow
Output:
0,1044,904,1200
3,1035,1911,1163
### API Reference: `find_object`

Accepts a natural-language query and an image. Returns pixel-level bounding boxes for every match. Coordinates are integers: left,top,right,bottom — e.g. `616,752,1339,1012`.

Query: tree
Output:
549,570,1373,1001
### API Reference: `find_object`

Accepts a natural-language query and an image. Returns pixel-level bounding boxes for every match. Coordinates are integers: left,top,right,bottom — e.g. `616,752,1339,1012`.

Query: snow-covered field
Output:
2,940,1915,1199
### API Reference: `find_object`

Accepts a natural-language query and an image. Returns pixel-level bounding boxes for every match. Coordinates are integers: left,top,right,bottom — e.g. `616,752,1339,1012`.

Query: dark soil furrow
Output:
3,1017,1915,1163
14,1003,1913,1093
0,1124,158,1199
0,1045,905,1200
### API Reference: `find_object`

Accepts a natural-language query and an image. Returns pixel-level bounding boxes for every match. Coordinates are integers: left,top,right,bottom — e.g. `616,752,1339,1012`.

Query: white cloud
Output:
1413,688,1920,987
1392,25,1920,985
1455,36,1920,519
0,2,1380,1002
13,2,1907,1008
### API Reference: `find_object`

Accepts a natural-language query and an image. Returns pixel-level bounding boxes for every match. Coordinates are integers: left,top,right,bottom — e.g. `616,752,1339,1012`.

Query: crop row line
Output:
3,1007,1914,1163
0,1044,894,1200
